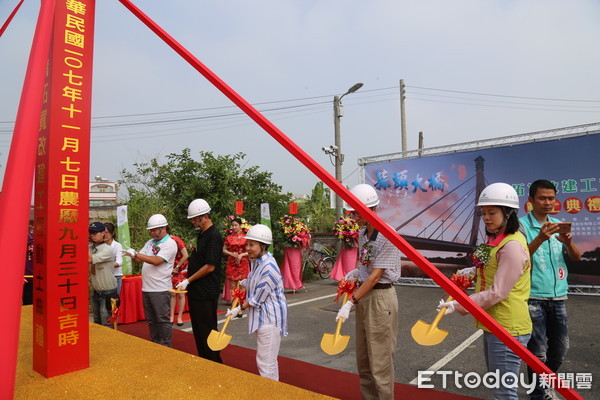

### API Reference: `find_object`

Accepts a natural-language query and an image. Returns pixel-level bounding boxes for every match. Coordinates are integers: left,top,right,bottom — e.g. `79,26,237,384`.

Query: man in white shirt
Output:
124,214,177,347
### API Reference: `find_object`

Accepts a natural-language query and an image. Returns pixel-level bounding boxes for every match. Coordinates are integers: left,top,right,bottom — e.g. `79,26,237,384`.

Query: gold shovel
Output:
411,296,453,346
110,298,119,331
320,293,351,355
207,297,240,351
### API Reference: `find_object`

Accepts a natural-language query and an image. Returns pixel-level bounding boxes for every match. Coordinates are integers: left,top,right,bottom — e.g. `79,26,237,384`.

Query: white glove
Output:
336,301,354,322
240,279,248,287
226,306,241,318
176,279,189,291
457,267,476,277
122,248,137,258
344,269,360,282
437,299,456,315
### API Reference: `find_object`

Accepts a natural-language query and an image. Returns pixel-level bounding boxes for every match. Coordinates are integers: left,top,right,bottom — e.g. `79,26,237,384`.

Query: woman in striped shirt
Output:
227,224,288,381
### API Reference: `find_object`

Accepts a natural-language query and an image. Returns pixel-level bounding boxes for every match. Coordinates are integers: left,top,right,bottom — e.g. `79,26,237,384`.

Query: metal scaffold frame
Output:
358,122,600,167
364,123,600,297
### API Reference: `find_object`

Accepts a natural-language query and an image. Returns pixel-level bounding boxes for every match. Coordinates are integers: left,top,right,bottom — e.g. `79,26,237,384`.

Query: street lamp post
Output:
333,82,363,219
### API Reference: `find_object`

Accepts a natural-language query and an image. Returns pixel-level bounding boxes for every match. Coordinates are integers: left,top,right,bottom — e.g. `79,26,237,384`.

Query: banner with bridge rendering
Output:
363,131,600,285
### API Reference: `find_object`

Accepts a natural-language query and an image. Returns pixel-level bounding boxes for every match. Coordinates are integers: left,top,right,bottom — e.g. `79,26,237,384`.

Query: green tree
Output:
300,181,336,233
119,149,293,271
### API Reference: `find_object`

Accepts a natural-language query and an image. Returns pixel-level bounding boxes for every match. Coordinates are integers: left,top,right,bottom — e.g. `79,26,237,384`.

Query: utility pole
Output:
333,95,343,219
400,79,407,154
331,83,363,219
418,131,424,157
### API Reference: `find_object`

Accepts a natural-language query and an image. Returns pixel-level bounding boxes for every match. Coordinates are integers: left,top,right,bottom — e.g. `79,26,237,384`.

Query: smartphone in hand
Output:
556,222,571,234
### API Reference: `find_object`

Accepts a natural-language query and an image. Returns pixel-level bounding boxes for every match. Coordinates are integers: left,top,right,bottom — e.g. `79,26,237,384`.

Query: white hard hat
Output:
344,184,380,211
244,224,272,245
147,214,168,230
477,183,519,209
187,199,211,219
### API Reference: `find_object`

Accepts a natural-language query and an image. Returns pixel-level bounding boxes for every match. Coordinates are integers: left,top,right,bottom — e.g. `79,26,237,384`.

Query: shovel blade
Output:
411,320,448,346
320,332,350,355
207,329,232,351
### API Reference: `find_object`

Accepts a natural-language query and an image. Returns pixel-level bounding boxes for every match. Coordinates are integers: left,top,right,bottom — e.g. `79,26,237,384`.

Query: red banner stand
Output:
32,0,95,378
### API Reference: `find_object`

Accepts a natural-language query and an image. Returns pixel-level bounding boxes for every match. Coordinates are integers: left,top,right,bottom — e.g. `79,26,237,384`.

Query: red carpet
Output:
119,321,481,400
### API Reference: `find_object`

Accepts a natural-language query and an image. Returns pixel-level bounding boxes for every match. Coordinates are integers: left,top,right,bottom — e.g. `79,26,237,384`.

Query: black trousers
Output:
188,297,222,363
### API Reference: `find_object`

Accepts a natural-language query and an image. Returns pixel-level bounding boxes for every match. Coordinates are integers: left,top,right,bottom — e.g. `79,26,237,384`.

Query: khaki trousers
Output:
355,287,398,400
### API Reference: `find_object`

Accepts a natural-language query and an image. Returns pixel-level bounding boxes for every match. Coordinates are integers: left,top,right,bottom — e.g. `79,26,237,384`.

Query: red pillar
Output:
0,0,56,397
32,0,95,377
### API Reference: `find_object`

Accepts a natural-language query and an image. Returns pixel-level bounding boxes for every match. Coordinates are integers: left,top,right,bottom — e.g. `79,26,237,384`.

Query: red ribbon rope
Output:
450,273,474,293
231,287,247,304
334,279,358,303
107,307,120,326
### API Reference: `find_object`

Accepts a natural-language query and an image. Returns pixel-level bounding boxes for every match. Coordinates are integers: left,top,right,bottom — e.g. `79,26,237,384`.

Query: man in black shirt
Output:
177,199,223,362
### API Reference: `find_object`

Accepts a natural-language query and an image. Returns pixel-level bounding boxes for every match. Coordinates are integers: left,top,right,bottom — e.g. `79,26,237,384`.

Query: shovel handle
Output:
430,296,453,328
334,293,350,336
221,298,239,335
220,282,243,335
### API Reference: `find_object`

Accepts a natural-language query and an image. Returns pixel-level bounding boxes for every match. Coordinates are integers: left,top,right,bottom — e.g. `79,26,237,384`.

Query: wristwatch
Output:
351,295,359,305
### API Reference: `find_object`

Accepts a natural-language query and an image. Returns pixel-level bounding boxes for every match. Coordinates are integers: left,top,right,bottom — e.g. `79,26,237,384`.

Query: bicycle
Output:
302,243,336,279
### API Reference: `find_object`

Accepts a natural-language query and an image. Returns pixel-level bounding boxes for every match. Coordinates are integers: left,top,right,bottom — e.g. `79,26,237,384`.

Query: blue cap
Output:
89,222,106,232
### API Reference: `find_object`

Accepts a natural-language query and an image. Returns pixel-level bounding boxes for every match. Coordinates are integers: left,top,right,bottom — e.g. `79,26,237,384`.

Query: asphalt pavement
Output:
176,278,599,400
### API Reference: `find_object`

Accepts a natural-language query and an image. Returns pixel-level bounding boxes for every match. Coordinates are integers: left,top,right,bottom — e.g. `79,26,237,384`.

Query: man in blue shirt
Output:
519,180,581,400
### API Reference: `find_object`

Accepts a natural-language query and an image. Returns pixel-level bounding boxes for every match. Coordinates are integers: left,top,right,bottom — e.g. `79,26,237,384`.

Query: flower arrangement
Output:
223,215,251,235
470,244,493,269
333,216,359,249
359,242,375,265
278,215,311,249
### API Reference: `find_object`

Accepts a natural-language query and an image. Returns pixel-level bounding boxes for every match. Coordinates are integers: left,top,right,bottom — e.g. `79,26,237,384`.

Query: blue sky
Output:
2,0,600,197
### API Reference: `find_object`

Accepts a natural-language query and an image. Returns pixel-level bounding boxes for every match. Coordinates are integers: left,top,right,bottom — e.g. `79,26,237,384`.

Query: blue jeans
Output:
483,331,531,400
92,288,117,327
527,299,569,400
115,275,123,295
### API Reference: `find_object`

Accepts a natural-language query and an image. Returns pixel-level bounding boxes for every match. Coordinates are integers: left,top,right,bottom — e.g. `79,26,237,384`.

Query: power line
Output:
407,92,600,110
0,101,330,136
407,85,600,103
2,83,599,139
410,97,600,113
